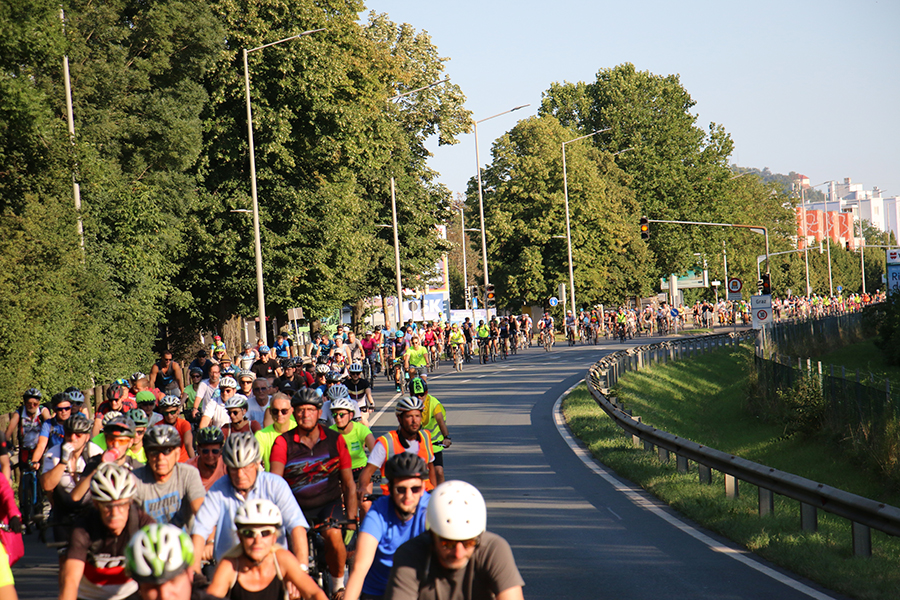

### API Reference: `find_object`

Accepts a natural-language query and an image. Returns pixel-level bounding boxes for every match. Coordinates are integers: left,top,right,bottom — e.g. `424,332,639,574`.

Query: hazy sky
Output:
366,0,899,200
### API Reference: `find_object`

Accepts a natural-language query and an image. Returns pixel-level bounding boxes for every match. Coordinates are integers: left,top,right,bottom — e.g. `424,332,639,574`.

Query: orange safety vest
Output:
376,429,435,494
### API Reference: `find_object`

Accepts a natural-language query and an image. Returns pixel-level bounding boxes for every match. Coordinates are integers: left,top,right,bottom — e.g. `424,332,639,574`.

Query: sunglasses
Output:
332,411,351,419
135,429,146,435
239,526,277,539
162,410,178,415
394,485,423,495
227,409,244,416
270,408,291,416
191,374,202,378
437,536,479,551
200,448,221,456
56,406,72,412
147,447,177,457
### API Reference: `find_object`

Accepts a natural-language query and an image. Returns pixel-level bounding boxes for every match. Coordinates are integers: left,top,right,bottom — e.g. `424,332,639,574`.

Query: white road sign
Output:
727,277,743,301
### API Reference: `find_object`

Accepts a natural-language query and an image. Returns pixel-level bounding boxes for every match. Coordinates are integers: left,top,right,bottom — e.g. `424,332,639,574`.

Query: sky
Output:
365,0,900,200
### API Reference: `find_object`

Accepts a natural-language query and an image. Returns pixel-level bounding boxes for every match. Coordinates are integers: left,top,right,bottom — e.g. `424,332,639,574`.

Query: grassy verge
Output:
562,350,900,600
814,339,900,385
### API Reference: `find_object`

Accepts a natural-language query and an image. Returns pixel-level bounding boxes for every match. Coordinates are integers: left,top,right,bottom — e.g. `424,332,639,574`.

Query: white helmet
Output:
234,499,282,527
223,394,249,410
326,384,350,401
426,480,487,540
101,410,123,427
328,397,356,414
222,432,261,468
91,463,137,502
348,362,363,374
395,395,424,414
219,376,238,389
158,395,181,409
315,364,330,375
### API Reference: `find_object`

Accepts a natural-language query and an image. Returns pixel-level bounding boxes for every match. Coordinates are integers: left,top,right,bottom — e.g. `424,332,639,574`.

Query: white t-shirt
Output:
202,397,230,429
366,437,430,469
42,442,104,494
246,393,269,426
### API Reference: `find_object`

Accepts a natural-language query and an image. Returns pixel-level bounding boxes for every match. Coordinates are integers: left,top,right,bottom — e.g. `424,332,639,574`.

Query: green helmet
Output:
126,524,194,584
195,426,224,446
126,408,149,428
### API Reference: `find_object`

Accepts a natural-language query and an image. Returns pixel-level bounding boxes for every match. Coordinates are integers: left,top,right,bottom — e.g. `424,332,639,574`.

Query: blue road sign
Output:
549,297,559,307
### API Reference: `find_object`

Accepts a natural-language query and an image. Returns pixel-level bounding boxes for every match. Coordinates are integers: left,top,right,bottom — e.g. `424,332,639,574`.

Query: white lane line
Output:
370,393,401,426
460,379,472,384
552,388,836,600
607,507,623,521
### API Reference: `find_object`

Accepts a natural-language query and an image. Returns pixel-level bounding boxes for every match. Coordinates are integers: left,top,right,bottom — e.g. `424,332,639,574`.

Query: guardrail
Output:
584,330,900,557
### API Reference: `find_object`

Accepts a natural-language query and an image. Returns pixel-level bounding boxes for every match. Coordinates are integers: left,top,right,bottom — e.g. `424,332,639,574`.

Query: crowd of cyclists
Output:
0,328,525,600
0,290,883,600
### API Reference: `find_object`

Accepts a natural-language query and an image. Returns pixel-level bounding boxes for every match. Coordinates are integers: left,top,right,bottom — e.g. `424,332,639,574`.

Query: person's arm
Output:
173,363,185,393
356,463,377,505
343,532,379,600
205,556,237,598
0,457,8,486
69,469,95,503
190,533,207,574
434,411,450,447
269,435,287,477
183,427,194,459
40,454,68,493
364,388,374,410
59,558,85,600
427,462,436,489
496,587,525,600
197,414,211,430
290,525,309,567
148,364,160,388
31,435,49,467
277,548,327,600
189,496,204,517
340,466,357,527
363,433,375,453
4,413,17,443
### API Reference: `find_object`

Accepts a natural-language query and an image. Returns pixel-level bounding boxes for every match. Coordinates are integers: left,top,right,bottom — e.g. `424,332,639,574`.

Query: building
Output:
797,177,899,249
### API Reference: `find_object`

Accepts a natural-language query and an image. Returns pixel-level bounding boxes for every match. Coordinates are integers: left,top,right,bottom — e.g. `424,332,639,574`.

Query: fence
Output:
753,351,899,440
585,330,900,557
761,307,874,357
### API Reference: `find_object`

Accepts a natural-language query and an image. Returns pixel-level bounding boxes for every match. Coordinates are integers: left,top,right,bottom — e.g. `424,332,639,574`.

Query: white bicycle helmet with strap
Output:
91,463,137,502
234,499,283,527
426,480,487,540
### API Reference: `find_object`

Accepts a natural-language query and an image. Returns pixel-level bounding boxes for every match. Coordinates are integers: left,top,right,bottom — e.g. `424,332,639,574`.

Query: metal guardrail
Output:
584,330,900,557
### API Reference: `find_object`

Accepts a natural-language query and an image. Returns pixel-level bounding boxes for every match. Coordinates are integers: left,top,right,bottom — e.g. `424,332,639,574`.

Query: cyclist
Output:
7,388,49,515
255,393,296,471
41,413,101,553
564,310,576,344
357,396,436,502
448,324,466,369
273,359,305,392
475,320,490,360
31,391,77,466
247,374,271,426
158,395,194,461
199,375,237,430
60,463,153,600
222,394,263,437
389,331,409,393
408,378,450,485
91,383,137,438
344,454,431,600
345,362,375,427
134,390,163,428
384,481,524,600
422,325,438,367
207,499,327,600
187,426,226,491
498,318,510,357
404,335,429,382
537,313,554,348
192,433,310,571
149,350,184,396
461,319,474,358
88,415,142,469
270,389,358,599
273,332,292,359
328,396,375,483
125,524,199,600
133,425,205,527
252,346,281,381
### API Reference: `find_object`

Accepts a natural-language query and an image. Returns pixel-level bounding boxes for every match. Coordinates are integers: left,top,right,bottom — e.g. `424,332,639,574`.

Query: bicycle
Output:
16,459,45,534
306,518,356,598
566,326,576,346
499,337,508,360
542,330,554,352
478,338,490,364
452,345,464,372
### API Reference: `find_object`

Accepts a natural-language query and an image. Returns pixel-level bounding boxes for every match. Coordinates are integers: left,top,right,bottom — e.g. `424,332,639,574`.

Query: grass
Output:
815,339,900,386
562,349,900,600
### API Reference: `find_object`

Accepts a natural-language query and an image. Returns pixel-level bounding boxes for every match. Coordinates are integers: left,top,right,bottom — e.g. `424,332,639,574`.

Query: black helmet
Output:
23,387,42,401
326,371,343,384
196,426,225,446
104,416,136,438
106,383,127,402
408,377,427,397
280,358,294,369
384,453,428,481
143,424,182,449
64,413,92,434
290,388,322,409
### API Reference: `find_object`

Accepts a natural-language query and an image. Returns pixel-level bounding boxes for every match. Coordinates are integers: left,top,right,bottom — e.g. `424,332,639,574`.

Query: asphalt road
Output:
15,332,845,599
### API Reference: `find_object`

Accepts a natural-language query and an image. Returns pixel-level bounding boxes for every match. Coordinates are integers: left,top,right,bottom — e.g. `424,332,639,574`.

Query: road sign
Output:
752,307,773,329
750,294,772,309
888,249,900,264
549,297,559,307
727,277,743,301
837,285,843,293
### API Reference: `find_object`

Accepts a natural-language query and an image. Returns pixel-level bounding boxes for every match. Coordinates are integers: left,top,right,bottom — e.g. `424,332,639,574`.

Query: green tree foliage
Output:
538,64,794,287
473,115,651,309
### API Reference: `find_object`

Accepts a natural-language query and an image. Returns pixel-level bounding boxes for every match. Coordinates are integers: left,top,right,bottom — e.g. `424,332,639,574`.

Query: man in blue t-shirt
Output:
344,453,430,600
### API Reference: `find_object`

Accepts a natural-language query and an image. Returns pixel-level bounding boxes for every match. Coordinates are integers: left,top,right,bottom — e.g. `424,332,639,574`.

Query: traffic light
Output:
486,283,496,308
639,216,650,240
761,273,771,296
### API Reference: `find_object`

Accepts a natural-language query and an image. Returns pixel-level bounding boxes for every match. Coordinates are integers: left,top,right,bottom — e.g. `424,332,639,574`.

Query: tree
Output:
472,115,651,310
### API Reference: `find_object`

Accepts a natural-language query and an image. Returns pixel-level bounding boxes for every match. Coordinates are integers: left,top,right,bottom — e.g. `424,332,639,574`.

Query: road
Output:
15,332,844,599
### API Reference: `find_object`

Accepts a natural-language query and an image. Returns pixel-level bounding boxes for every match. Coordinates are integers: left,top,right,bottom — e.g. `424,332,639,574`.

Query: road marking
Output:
552,387,836,600
607,507,622,521
370,393,401,426
460,379,472,384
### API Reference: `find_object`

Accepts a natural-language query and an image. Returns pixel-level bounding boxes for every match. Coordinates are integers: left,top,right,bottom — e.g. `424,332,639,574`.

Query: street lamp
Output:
243,28,323,345
810,180,835,295
473,104,530,312
561,128,610,315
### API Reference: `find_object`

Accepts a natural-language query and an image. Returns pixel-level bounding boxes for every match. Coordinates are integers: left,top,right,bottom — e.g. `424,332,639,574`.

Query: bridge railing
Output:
584,330,900,557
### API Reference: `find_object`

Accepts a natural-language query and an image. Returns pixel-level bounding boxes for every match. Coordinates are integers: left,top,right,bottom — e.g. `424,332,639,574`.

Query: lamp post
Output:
473,104,529,311
810,180,835,295
561,127,610,315
243,28,323,345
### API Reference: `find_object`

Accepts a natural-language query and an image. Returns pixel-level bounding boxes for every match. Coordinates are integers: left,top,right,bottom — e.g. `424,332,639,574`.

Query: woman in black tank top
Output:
207,500,328,600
